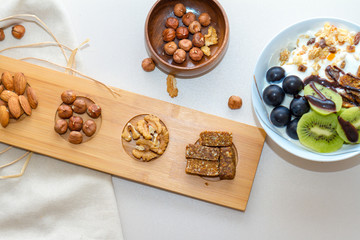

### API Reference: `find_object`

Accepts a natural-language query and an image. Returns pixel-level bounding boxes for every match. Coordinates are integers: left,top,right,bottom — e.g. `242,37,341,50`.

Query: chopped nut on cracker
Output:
166,74,178,98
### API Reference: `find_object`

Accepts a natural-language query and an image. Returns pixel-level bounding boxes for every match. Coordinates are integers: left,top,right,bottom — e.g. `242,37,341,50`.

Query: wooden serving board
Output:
0,55,266,211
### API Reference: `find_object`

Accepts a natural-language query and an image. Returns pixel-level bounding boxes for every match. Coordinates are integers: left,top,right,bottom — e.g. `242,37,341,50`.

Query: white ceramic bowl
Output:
252,17,360,161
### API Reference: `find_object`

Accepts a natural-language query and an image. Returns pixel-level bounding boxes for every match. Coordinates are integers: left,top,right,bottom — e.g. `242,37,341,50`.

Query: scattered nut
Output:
87,104,101,118
182,12,196,26
176,26,189,40
201,46,211,56
204,27,218,47
144,114,163,134
61,90,76,104
8,96,21,119
19,95,32,116
340,60,346,69
26,86,38,109
13,72,27,95
68,131,83,144
2,71,14,91
0,105,9,128
179,39,192,51
162,28,176,42
346,45,355,53
354,32,360,45
0,28,4,41
198,13,211,27
69,116,83,131
165,17,179,29
166,74,178,98
173,49,186,64
72,99,87,114
142,58,156,72
12,25,25,39
137,119,152,140
82,119,97,137
132,148,158,162
188,21,201,34
58,104,73,119
164,41,178,55
192,32,205,47
298,64,307,72
189,47,203,61
174,3,186,17
54,119,68,134
228,96,242,109
328,46,337,53
122,123,141,141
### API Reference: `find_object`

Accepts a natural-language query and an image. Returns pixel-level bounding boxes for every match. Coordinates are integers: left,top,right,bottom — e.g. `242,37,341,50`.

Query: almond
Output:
19,95,31,116
1,71,13,91
8,96,21,119
14,72,27,95
0,99,7,107
26,86,38,109
0,85,4,94
0,106,9,128
0,90,18,102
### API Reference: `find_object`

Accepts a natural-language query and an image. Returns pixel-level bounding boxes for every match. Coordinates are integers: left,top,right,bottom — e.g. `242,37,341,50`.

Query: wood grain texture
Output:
145,0,229,77
0,55,265,211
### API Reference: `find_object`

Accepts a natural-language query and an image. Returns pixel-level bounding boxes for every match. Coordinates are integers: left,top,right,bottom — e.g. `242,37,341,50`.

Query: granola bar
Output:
219,147,236,180
199,131,232,147
185,159,219,177
185,144,219,161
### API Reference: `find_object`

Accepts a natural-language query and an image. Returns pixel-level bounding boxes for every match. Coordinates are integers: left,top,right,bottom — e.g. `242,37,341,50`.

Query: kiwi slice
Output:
297,111,343,153
336,107,360,144
304,82,342,115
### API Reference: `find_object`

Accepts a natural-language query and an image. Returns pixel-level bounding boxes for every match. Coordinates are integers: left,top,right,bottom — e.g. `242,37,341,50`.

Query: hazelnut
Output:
174,3,186,17
61,90,76,104
178,39,192,51
12,25,25,39
165,17,179,29
188,21,201,34
189,47,203,61
162,28,176,42
69,116,83,131
54,119,68,134
164,41,178,55
68,131,83,144
87,104,102,118
141,58,155,72
173,49,186,64
0,28,4,41
58,104,73,119
82,119,97,137
199,13,211,27
182,12,196,26
72,99,87,114
228,96,242,109
192,32,205,47
176,26,189,40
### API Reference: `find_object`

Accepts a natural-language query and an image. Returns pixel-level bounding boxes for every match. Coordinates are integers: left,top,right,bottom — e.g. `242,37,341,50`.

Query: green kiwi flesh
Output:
297,111,343,153
304,82,342,115
336,107,360,144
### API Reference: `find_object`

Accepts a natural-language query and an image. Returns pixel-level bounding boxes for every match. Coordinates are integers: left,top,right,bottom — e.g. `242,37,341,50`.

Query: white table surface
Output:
62,0,360,239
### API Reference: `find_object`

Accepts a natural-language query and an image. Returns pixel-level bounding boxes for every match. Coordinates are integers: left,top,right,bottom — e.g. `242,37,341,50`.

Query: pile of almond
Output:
0,72,38,127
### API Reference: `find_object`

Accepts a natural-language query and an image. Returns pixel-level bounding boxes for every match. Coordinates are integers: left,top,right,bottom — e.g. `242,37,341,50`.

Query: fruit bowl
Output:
252,17,360,161
144,0,229,78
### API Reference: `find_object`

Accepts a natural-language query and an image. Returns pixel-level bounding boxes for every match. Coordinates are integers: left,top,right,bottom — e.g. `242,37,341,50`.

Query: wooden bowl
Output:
145,0,229,78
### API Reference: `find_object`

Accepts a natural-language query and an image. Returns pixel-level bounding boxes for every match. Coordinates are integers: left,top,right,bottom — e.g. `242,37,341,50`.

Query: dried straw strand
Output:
0,152,32,179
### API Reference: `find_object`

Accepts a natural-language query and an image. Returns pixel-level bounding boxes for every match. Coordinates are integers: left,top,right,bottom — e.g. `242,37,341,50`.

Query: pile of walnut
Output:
54,90,101,144
162,3,218,63
122,114,169,162
0,72,38,128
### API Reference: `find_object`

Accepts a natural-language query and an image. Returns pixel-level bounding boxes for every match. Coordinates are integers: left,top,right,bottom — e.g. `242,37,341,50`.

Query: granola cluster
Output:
279,23,360,75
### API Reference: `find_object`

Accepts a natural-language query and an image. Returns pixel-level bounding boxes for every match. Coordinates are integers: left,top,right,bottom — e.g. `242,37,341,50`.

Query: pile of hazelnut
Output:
162,3,212,63
0,24,26,41
54,90,102,144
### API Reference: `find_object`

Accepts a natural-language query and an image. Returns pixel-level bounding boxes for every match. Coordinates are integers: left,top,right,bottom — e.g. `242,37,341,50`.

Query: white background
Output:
62,0,360,239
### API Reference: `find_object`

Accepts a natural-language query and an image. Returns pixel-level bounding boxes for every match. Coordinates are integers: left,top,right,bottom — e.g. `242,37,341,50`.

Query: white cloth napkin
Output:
0,0,123,239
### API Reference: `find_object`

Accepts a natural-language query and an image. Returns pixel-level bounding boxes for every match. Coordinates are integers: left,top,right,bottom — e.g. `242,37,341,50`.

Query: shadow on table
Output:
266,137,360,172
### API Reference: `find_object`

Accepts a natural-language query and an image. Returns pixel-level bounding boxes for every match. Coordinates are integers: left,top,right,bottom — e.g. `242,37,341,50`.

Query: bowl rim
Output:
252,17,360,162
144,0,230,72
